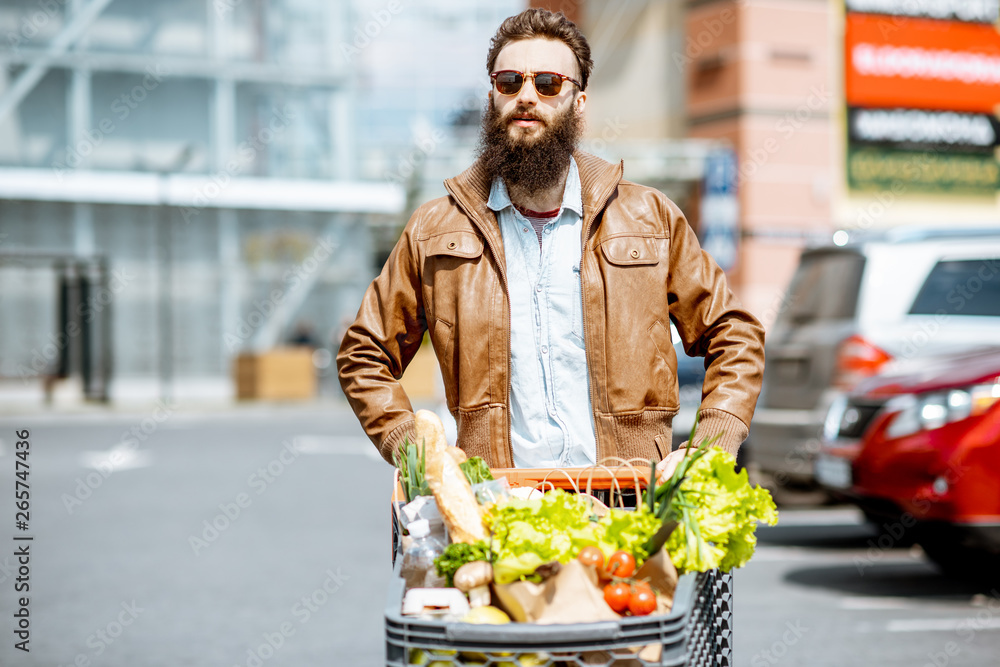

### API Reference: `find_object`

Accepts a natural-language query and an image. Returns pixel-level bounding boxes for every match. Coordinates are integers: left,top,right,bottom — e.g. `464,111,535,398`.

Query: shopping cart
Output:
387,466,734,667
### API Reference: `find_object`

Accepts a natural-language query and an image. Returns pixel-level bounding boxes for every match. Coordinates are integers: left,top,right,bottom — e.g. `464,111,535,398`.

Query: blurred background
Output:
1,0,997,408
0,0,999,666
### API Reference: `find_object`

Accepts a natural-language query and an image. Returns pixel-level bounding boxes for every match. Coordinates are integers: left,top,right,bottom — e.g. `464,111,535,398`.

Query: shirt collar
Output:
486,156,583,218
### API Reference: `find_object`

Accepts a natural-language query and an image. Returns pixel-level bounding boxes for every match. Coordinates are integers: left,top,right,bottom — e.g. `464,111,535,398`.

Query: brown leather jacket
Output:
338,151,765,467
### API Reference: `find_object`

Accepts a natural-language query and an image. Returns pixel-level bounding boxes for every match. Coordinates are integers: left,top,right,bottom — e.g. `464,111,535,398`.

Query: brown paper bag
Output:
635,548,679,614
492,559,620,624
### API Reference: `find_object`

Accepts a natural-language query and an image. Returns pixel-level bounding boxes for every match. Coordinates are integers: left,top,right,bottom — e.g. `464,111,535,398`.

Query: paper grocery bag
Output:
492,559,620,624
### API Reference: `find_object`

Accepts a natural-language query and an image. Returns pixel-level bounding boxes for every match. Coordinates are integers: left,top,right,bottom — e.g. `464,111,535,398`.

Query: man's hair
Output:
486,8,593,91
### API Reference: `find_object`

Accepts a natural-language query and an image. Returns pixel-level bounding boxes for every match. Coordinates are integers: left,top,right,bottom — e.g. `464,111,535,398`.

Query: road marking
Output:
887,618,1000,632
78,445,152,471
841,598,913,610
775,508,866,526
292,435,382,462
750,546,821,561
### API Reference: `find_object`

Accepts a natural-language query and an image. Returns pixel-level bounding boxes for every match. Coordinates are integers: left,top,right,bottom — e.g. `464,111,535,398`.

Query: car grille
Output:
838,400,885,439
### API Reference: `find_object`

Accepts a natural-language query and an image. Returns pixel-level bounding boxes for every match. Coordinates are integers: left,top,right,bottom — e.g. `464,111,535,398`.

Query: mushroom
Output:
453,561,493,608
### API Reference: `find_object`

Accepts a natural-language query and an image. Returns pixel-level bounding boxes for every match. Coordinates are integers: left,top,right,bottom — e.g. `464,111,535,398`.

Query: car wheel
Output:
862,510,919,547
917,528,1000,583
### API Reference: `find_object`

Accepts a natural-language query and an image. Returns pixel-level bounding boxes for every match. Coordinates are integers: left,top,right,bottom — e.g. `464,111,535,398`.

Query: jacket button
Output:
630,249,639,259
447,241,457,249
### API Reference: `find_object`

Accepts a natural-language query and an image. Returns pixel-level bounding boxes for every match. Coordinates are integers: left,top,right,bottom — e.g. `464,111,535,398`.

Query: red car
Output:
816,346,1000,576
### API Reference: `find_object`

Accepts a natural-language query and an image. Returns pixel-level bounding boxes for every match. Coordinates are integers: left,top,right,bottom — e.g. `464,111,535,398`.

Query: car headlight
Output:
884,380,1000,439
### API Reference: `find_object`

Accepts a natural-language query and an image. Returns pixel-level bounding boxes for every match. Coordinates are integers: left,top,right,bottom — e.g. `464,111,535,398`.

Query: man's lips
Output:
510,116,542,128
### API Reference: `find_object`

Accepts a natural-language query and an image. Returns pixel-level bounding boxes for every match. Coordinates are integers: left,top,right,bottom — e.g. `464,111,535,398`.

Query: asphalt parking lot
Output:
0,403,997,666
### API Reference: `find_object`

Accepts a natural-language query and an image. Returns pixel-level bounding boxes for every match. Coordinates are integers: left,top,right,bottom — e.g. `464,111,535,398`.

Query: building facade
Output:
0,0,400,405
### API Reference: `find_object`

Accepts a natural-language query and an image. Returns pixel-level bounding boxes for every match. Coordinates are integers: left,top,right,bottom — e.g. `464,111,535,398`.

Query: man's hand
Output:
655,448,693,485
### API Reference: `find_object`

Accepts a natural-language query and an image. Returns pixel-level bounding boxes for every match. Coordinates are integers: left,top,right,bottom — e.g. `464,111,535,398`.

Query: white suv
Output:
750,227,1000,486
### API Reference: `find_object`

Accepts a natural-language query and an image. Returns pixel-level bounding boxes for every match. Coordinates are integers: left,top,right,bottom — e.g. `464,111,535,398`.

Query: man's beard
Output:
476,101,582,197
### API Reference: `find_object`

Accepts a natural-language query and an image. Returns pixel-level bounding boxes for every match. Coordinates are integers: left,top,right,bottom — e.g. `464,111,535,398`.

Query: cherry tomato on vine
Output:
606,551,636,578
577,546,605,571
603,581,631,613
628,585,657,616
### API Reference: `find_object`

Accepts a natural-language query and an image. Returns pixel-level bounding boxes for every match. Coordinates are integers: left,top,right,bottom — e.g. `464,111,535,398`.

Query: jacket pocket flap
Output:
600,236,660,266
426,232,484,259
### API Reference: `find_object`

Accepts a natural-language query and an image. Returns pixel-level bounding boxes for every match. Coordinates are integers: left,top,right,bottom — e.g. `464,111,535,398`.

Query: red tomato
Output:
603,582,631,613
628,585,657,616
577,546,605,570
632,579,653,594
606,551,636,578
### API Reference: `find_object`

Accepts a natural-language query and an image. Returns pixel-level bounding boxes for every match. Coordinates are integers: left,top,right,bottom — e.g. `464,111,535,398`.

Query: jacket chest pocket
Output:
598,236,667,298
596,235,668,323
599,235,661,267
424,231,485,317
596,234,675,410
426,231,484,263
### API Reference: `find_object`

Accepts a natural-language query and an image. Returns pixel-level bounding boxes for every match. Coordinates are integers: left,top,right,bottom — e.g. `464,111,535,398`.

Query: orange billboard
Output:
845,13,1000,114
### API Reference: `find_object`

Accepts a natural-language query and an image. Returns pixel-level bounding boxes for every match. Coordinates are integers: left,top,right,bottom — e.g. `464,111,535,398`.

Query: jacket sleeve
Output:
663,197,766,457
336,214,424,464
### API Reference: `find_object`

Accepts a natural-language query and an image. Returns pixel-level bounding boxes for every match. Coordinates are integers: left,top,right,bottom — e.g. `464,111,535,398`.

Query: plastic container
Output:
385,559,733,666
400,519,446,590
387,466,735,666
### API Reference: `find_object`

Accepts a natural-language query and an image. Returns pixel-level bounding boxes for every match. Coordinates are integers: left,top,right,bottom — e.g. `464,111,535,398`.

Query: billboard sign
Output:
844,0,999,23
848,146,1000,194
848,107,1000,154
845,12,1000,114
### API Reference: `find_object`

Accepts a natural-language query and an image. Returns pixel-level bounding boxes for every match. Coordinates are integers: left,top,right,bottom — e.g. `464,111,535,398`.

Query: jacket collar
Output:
444,150,623,231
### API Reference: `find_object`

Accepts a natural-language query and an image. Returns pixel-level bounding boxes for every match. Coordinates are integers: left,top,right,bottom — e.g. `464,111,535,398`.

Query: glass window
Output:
776,250,866,325
910,259,1000,317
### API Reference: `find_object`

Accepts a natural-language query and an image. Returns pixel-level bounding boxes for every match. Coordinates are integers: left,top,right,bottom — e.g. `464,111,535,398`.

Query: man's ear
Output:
574,90,587,114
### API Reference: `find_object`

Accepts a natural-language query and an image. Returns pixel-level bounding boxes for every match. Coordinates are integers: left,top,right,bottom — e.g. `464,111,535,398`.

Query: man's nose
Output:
515,77,539,106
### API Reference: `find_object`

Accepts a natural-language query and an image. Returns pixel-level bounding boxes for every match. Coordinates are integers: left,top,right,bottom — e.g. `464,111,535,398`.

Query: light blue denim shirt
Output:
487,157,597,468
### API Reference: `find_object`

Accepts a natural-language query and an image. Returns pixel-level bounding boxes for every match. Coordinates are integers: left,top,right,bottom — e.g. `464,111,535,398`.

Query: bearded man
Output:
337,8,765,483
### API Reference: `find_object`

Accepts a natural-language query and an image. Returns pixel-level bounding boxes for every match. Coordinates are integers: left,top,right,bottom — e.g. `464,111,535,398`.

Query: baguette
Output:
414,410,486,543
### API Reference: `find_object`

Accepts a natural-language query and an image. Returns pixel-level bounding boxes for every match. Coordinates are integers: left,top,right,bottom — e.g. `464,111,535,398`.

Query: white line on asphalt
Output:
292,435,383,462
887,618,1000,632
775,508,866,526
750,546,821,561
78,446,153,471
841,598,913,610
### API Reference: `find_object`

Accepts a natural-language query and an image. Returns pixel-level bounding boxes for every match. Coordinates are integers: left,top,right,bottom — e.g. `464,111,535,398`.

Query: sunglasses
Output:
490,70,582,98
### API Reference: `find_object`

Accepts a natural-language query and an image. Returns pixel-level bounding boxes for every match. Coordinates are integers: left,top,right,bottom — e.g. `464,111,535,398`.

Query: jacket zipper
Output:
485,232,513,467
442,183,514,467
581,182,619,464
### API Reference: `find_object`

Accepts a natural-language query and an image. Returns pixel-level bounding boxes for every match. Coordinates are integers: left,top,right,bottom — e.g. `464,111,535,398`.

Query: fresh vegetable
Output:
628,583,657,616
394,437,430,503
486,489,660,584
453,561,493,607
643,413,778,573
606,551,636,578
459,457,494,485
460,605,510,624
603,581,630,613
577,546,605,571
434,541,492,587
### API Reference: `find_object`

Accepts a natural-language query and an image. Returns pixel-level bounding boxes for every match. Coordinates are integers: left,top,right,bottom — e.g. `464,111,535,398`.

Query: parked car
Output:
816,346,1000,576
750,227,1000,486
